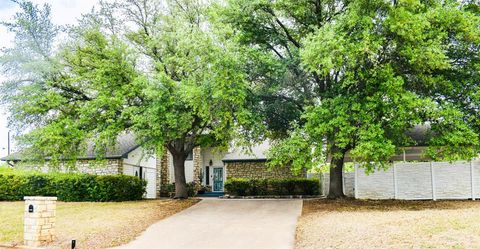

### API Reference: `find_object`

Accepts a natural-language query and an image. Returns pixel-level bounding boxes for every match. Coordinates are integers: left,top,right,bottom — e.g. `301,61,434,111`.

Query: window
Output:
186,150,193,160
205,166,210,185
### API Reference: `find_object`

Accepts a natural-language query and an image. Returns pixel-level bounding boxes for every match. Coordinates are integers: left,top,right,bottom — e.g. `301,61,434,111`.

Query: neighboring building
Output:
1,136,300,198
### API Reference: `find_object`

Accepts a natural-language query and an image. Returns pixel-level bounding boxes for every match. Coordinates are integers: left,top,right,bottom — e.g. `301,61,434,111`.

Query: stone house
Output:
1,136,299,198
158,141,300,197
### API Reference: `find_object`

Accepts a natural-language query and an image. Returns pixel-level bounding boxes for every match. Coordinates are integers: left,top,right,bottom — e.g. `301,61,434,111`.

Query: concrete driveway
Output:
113,199,303,249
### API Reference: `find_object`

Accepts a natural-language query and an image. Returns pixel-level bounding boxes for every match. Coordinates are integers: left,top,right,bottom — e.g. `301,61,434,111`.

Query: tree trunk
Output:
328,151,346,199
172,152,188,199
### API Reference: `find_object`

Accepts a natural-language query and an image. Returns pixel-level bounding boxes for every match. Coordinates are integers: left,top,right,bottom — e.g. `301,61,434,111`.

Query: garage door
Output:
145,168,157,199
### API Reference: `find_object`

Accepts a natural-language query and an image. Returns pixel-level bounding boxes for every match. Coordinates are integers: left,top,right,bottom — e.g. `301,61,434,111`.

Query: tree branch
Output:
263,7,301,48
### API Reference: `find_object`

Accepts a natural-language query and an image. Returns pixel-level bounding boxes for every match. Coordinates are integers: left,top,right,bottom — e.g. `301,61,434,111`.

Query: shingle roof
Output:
1,133,140,161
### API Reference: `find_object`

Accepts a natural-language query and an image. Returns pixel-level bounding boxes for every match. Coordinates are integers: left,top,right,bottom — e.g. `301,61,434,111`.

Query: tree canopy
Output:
1,0,252,198
268,0,480,197
216,0,350,139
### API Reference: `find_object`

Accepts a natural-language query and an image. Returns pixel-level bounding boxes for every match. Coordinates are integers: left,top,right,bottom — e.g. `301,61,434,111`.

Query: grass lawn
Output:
296,199,480,249
0,199,199,248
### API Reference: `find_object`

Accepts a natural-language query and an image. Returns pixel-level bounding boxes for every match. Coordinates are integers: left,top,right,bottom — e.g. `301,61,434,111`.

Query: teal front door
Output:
213,168,224,192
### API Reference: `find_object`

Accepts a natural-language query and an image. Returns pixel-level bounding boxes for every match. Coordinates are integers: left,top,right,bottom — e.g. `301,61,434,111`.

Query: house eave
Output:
222,158,268,163
1,155,124,162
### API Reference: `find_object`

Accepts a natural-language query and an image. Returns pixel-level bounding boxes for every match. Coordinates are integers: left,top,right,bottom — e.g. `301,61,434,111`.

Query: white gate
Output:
145,168,157,199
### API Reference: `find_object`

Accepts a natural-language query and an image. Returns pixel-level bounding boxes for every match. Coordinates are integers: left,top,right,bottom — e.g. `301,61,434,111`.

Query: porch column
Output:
157,148,170,197
193,147,203,183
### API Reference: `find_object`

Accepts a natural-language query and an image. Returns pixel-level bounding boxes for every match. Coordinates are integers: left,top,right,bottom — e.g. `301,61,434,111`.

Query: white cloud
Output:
0,0,99,157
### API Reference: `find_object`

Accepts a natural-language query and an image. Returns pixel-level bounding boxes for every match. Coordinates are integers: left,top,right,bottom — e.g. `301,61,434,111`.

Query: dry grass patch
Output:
296,199,480,249
0,199,199,248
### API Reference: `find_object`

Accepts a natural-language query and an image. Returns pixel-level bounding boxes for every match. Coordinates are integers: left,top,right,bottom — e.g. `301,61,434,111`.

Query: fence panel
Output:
356,160,480,200
356,167,394,199
433,161,471,199
396,162,432,200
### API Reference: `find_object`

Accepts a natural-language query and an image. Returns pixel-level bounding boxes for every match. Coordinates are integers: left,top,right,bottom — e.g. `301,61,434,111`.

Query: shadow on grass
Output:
303,198,480,213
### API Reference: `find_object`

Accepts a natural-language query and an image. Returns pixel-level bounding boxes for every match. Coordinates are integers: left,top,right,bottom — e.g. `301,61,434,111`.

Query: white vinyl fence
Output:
355,160,480,200
308,172,355,197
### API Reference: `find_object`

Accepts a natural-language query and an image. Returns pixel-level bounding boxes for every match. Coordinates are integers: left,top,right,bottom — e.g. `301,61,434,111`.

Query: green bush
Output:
164,182,201,197
224,178,250,196
224,178,320,196
0,169,146,202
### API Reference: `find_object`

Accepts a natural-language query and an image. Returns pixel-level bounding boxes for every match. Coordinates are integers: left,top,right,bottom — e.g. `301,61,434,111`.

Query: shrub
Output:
224,178,320,196
0,169,146,202
164,182,200,197
224,178,250,196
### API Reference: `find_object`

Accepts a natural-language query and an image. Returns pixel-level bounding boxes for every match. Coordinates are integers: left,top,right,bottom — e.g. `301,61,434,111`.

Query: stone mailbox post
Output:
24,196,57,248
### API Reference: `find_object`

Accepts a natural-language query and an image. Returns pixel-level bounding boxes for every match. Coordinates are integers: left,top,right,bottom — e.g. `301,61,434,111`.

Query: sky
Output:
0,0,99,158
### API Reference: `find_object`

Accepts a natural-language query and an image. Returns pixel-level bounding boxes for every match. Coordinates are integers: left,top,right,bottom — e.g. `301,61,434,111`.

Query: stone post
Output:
24,196,57,248
193,147,202,183
157,149,170,197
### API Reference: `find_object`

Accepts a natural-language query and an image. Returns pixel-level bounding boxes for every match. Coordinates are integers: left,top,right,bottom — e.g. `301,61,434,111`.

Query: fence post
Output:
393,163,398,199
354,164,358,199
320,173,325,196
471,161,475,201
430,162,436,201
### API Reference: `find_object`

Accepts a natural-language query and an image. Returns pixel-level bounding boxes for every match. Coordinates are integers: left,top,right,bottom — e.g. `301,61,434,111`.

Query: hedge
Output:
224,178,320,196
0,169,146,202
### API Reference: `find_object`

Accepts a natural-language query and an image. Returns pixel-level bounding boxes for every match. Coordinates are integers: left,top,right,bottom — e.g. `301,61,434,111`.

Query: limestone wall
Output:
74,159,123,175
16,159,123,175
157,150,170,196
193,147,202,183
225,161,300,179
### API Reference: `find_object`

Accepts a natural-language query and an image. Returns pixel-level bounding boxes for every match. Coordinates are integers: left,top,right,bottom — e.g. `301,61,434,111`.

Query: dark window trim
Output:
186,150,193,161
205,166,210,186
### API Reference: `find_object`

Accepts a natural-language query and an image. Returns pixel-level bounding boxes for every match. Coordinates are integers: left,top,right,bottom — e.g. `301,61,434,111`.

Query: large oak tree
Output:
1,0,251,198
270,0,480,198
220,0,480,198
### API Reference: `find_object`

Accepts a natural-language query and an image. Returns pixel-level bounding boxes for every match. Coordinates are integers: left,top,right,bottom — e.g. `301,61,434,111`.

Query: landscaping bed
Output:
296,199,480,249
224,178,320,196
0,199,199,248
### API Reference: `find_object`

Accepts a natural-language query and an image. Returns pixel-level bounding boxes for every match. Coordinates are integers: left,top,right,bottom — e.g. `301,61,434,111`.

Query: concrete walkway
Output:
113,199,303,249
